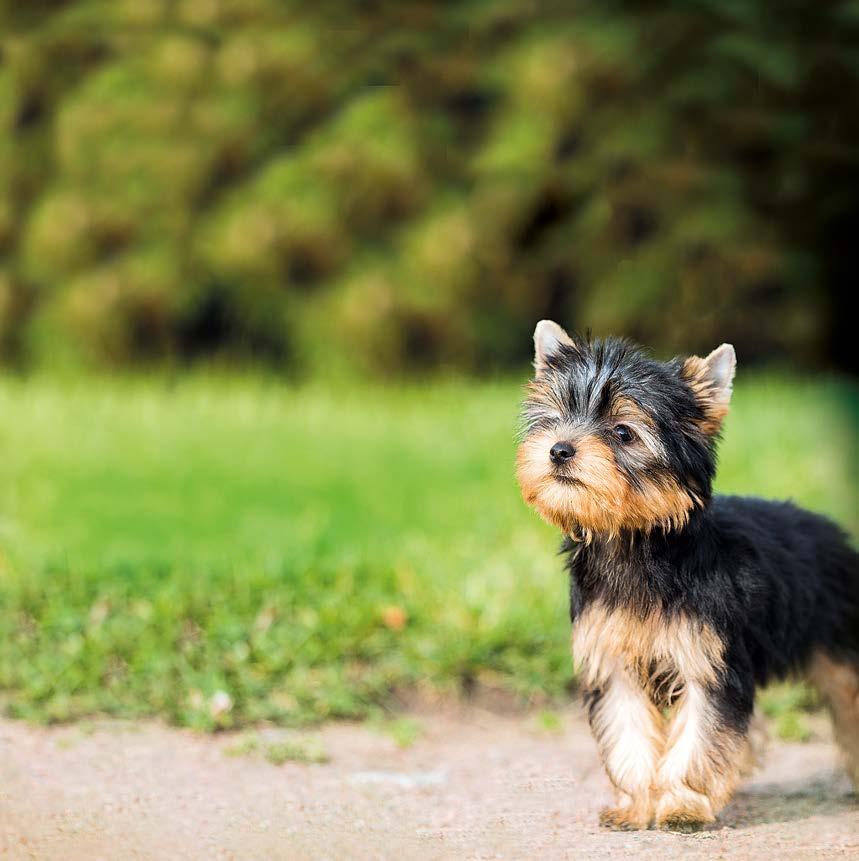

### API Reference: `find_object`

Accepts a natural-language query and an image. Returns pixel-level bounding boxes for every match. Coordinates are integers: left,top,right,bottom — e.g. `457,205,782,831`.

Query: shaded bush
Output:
0,0,856,372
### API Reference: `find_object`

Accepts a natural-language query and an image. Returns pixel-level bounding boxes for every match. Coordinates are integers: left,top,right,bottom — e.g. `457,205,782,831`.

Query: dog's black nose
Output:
550,441,576,464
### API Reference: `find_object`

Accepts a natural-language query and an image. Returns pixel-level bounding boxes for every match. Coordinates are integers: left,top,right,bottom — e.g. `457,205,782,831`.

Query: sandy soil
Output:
0,705,856,861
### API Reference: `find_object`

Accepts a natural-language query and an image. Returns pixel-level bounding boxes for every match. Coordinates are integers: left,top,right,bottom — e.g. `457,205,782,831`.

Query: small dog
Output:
516,321,859,831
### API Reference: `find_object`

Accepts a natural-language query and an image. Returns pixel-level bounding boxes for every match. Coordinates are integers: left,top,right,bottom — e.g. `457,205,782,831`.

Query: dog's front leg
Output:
585,665,664,830
655,673,754,831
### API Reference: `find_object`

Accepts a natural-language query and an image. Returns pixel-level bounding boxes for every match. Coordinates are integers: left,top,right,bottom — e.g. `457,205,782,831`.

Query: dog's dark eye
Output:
613,424,636,444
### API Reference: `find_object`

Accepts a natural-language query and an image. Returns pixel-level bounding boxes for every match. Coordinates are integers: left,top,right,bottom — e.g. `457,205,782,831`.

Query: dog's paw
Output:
655,793,715,832
598,805,650,831
657,812,710,833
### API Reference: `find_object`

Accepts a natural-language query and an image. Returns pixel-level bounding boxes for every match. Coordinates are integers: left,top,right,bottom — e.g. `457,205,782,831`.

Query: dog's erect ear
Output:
681,344,736,434
701,344,736,398
533,320,575,371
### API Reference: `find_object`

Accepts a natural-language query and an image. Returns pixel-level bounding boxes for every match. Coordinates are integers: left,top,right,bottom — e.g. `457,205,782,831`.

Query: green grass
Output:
758,681,819,742
374,716,424,748
0,374,856,729
225,732,330,765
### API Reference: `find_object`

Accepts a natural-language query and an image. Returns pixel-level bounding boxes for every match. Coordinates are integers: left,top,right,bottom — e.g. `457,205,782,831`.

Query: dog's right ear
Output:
533,320,575,372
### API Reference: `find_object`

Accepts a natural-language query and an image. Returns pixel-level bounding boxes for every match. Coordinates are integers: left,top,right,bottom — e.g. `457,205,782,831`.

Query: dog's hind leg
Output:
808,651,859,789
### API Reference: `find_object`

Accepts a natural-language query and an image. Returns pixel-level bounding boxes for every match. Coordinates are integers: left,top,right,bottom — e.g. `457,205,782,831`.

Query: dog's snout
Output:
549,441,576,465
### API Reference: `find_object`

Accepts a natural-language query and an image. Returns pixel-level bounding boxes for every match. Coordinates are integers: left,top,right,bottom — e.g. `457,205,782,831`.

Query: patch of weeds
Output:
759,681,818,718
534,710,563,734
759,682,818,743
263,736,329,765
224,733,260,757
383,717,423,748
224,732,328,764
774,712,811,743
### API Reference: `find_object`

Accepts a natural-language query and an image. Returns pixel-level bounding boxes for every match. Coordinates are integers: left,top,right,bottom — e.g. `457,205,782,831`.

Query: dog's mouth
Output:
553,473,586,487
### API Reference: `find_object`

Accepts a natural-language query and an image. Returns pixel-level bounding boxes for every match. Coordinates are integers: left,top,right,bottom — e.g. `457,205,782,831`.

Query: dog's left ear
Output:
681,344,736,434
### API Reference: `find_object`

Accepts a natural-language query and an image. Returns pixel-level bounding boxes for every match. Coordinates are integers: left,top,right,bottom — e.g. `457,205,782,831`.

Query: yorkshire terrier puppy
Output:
516,321,859,831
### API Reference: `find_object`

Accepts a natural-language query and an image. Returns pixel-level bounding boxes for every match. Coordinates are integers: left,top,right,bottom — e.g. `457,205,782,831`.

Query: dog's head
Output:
516,321,735,539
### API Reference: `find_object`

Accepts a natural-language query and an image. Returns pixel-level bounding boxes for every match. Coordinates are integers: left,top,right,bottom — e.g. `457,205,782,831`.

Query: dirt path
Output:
0,706,856,861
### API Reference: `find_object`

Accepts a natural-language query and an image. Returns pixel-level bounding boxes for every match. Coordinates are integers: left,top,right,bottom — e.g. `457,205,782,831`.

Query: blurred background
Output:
1,0,858,375
0,1,856,733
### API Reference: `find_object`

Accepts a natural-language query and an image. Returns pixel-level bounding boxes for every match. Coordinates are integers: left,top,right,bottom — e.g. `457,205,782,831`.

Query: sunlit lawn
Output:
0,374,855,728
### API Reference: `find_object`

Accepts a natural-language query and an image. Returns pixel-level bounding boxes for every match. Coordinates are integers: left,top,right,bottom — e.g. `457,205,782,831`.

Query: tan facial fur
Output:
516,427,696,539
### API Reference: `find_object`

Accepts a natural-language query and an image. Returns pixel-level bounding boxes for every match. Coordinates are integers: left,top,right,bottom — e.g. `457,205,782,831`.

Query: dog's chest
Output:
572,603,725,692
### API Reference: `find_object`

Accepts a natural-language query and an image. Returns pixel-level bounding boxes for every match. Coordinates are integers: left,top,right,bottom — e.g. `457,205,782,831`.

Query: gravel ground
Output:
0,706,856,860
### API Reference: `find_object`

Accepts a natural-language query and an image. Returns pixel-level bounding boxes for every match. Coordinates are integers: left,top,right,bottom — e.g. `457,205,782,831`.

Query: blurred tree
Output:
0,0,856,372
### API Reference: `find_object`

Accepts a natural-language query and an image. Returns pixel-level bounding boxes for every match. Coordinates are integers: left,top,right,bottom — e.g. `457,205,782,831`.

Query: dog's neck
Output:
569,503,710,550
564,506,715,617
